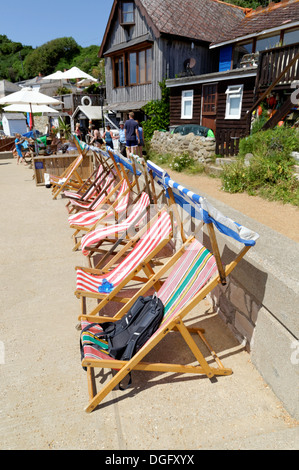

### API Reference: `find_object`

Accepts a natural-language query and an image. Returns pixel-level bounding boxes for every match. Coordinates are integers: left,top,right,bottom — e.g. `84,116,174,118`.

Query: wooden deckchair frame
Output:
65,163,112,214
50,152,87,200
80,229,251,413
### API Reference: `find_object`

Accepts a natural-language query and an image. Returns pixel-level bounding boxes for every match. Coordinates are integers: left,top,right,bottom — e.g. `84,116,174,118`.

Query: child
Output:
15,134,27,165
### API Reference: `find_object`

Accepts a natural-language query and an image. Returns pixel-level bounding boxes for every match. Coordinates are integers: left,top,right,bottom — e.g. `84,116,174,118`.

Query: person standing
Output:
136,120,144,157
118,121,126,157
124,112,139,157
103,125,114,149
89,126,104,148
15,134,27,165
75,123,82,139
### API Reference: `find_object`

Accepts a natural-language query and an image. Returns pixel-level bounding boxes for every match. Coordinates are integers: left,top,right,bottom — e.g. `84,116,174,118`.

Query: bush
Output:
141,79,170,141
169,153,194,172
239,126,299,159
221,126,299,205
146,149,205,174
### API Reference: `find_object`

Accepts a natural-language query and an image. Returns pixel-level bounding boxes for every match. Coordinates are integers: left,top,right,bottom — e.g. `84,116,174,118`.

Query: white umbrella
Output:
62,66,97,81
3,103,59,113
0,87,62,105
0,87,62,128
42,70,65,80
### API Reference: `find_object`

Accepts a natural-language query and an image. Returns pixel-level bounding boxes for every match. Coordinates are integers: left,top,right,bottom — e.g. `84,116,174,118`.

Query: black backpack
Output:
80,294,164,385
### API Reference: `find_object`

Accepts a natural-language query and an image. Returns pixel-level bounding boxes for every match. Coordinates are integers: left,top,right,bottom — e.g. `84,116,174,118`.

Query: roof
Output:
138,0,245,42
3,113,26,120
99,0,246,56
0,80,21,98
103,33,154,56
105,100,149,112
211,0,299,47
72,106,103,120
166,66,257,88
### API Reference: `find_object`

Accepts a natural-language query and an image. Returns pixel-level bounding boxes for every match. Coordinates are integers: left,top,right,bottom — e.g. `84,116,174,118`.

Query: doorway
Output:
201,83,217,133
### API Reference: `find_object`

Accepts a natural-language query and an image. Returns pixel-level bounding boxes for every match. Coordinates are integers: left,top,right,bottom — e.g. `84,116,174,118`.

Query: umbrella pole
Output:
30,102,34,130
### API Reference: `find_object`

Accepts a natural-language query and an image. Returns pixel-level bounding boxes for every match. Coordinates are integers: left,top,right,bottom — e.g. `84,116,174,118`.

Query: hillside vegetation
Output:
0,35,104,83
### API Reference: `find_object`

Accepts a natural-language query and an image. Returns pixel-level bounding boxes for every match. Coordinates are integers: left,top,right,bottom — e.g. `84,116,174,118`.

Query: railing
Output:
256,42,299,90
215,129,247,157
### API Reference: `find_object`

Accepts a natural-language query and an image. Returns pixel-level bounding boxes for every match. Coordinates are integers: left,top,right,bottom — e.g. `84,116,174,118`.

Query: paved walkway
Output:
0,157,298,450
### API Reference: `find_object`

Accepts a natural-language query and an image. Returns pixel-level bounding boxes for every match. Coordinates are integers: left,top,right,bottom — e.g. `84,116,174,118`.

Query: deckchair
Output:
64,164,110,214
69,177,131,251
81,191,151,267
75,208,173,317
80,233,253,412
67,171,117,213
49,150,89,200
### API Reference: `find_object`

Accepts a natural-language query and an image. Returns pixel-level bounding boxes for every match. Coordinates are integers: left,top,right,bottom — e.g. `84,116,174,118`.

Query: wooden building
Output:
166,0,299,156
99,0,245,122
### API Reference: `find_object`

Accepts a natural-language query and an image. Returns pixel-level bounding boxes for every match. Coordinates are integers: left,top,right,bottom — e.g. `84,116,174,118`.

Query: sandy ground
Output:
0,157,298,450
166,168,299,244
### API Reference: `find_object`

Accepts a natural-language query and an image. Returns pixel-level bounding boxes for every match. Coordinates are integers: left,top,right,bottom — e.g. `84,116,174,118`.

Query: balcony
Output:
256,42,299,91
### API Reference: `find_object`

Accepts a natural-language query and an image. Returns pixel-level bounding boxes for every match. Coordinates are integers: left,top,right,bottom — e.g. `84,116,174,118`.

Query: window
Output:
181,90,194,119
283,28,299,46
112,47,152,88
256,34,280,52
233,42,253,69
225,85,243,119
120,1,135,25
202,84,217,114
129,52,137,84
114,55,125,87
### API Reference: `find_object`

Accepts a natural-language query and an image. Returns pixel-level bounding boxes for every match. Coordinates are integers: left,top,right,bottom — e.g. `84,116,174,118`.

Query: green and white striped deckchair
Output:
80,235,251,413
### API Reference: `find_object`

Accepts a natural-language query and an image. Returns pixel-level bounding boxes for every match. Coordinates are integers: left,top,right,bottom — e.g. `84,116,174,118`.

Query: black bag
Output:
80,294,164,384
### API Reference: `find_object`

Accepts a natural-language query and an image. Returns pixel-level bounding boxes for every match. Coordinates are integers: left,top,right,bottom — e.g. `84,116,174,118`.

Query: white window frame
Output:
181,90,194,119
225,84,244,119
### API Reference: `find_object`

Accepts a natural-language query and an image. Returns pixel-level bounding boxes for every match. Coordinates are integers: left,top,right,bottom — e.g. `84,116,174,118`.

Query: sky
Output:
1,0,115,48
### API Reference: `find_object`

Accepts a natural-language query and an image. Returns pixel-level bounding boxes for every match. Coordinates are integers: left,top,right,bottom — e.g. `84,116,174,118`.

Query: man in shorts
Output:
124,112,140,157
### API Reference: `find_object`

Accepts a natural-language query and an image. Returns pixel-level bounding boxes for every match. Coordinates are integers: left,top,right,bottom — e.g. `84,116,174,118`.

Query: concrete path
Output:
0,157,298,450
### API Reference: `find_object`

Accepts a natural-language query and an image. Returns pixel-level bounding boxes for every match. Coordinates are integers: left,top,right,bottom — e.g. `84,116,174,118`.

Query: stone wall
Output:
150,130,216,163
200,204,299,420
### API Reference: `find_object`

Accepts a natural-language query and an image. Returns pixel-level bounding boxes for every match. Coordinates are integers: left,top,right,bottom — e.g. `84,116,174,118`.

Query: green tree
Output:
225,0,280,8
23,37,80,77
0,35,33,81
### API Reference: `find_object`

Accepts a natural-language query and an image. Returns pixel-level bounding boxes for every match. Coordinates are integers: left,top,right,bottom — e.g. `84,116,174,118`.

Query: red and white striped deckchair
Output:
69,177,130,251
64,164,105,200
80,191,150,259
64,164,110,214
67,171,116,213
68,177,128,228
79,236,252,412
75,209,173,317
50,154,84,199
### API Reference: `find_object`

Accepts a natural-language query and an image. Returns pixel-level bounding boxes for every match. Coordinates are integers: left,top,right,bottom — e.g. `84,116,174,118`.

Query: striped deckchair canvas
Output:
79,235,252,413
64,164,106,205
80,192,150,258
81,239,216,359
67,172,116,212
75,209,173,317
68,178,128,228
